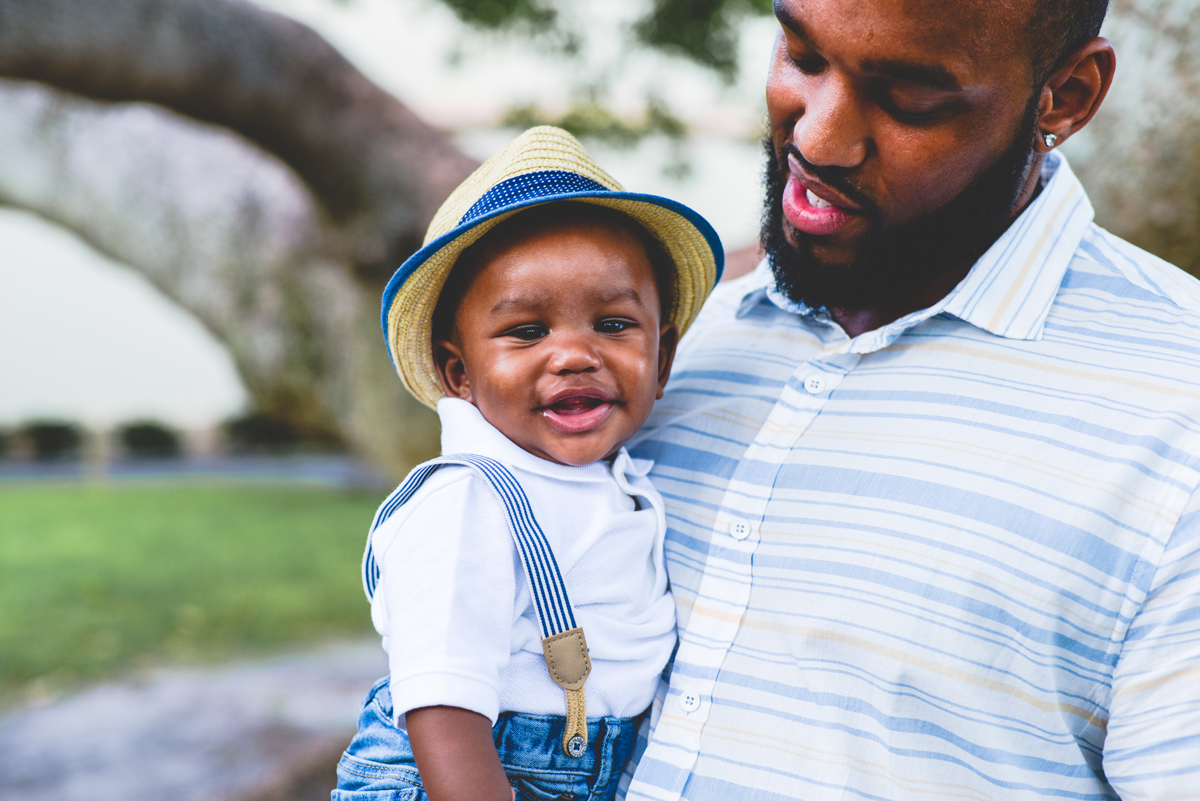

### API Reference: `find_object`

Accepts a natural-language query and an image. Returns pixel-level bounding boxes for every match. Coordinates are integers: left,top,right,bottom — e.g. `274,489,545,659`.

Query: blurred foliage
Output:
0,484,378,700
225,412,301,454
635,0,773,80
440,0,772,82
118,421,182,460
0,429,9,461
223,411,341,455
19,421,83,461
502,97,686,148
439,0,557,30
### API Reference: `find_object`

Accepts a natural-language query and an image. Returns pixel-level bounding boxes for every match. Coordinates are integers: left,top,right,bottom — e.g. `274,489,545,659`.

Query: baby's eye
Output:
506,325,547,341
596,319,634,334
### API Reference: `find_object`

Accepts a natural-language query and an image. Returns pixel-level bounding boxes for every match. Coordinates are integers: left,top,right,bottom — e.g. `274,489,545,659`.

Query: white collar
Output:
436,397,653,484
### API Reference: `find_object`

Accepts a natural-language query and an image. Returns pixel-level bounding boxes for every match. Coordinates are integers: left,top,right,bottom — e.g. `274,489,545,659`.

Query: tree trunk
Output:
0,0,481,479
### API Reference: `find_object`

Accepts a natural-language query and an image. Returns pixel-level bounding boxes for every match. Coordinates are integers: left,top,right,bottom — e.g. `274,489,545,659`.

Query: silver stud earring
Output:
1043,132,1058,148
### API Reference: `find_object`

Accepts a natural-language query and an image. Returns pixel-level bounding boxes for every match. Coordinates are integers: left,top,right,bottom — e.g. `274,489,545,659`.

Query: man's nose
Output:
549,332,601,374
793,73,869,169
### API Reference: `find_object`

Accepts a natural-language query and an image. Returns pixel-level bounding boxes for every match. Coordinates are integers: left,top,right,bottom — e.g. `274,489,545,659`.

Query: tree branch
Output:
0,0,477,274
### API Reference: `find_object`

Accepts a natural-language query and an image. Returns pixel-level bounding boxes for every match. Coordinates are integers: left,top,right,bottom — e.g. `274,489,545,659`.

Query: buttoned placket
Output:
643,319,863,798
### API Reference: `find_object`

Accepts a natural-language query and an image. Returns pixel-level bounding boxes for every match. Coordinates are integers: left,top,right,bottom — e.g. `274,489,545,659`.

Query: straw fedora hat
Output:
381,125,724,409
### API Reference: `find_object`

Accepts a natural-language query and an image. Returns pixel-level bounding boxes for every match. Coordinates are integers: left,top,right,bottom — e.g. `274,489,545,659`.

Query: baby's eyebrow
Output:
593,288,645,306
487,288,646,315
488,296,540,315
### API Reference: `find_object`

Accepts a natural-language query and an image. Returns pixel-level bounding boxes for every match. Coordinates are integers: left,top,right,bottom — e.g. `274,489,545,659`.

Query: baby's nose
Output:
549,334,601,373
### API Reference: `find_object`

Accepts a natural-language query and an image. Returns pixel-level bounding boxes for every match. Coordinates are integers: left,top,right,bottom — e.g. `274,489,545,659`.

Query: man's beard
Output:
762,97,1041,312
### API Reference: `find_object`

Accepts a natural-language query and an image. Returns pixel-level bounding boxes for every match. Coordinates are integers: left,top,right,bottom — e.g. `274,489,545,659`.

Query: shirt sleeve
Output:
372,468,520,725
1103,484,1200,798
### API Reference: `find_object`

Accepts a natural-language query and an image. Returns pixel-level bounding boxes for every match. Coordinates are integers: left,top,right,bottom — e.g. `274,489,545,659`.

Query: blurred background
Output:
1,1,1197,799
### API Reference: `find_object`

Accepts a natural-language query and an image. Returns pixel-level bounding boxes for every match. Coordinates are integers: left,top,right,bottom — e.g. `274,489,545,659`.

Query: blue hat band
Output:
459,171,611,227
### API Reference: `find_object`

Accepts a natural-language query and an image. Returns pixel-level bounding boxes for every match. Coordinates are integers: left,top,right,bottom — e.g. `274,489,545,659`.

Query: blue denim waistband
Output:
335,677,641,801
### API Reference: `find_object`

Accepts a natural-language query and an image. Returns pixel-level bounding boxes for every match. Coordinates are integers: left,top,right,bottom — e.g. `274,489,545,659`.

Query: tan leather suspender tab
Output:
542,626,591,756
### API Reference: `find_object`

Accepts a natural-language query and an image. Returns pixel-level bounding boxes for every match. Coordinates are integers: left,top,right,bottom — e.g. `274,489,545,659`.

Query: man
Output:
625,0,1200,798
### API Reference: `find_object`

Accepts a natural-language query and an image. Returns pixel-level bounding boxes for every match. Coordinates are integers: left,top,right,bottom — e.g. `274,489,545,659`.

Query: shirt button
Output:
679,691,701,713
729,518,751,540
804,375,826,394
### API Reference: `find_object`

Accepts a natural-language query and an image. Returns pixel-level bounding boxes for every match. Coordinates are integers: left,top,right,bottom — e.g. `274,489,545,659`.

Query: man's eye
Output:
506,325,546,341
596,319,633,334
787,49,825,75
879,88,955,123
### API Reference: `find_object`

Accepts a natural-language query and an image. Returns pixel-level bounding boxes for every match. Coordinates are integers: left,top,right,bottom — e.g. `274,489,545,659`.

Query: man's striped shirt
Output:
624,153,1200,800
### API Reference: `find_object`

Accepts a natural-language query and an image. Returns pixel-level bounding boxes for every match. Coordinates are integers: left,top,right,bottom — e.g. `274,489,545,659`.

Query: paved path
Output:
0,639,386,801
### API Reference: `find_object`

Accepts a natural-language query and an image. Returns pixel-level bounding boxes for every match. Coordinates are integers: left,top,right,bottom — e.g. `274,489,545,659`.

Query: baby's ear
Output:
655,322,679,400
434,340,473,402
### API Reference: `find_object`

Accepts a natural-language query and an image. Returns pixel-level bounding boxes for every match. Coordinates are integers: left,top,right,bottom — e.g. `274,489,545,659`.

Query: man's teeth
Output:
806,189,833,210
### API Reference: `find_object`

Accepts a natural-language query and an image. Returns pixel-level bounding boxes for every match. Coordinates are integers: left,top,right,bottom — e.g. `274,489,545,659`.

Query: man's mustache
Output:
778,144,878,216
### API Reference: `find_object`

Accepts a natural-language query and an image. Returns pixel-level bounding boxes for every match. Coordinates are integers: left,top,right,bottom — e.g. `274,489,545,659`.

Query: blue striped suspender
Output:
362,454,592,757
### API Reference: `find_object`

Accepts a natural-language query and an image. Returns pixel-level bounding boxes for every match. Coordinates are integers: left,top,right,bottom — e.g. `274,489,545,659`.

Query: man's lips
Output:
782,155,859,236
539,391,615,434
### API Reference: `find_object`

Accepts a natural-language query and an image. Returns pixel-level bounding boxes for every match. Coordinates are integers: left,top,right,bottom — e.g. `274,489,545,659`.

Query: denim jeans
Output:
333,678,639,801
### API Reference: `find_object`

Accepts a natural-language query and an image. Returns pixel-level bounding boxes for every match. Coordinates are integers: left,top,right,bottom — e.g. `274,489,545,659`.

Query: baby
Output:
333,127,722,801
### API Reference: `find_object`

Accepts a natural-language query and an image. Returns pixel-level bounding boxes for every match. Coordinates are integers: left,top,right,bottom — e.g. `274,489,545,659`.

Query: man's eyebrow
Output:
773,0,807,39
860,58,962,91
773,0,962,92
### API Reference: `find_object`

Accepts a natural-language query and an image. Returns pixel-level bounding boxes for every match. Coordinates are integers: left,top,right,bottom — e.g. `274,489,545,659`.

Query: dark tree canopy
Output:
441,0,772,80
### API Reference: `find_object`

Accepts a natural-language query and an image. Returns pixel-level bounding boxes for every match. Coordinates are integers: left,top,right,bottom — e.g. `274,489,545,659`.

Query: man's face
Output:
764,0,1042,311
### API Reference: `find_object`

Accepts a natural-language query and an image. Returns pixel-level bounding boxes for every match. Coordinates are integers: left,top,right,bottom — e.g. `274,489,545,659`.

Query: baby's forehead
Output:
473,204,655,267
435,202,674,327
466,214,661,295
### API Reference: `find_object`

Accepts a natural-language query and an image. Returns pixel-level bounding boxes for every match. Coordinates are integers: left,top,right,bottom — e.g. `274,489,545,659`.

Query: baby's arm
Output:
408,705,512,801
373,471,521,799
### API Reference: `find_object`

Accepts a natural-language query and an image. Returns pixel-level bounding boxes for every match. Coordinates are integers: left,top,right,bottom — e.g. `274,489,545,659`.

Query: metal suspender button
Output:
566,735,586,757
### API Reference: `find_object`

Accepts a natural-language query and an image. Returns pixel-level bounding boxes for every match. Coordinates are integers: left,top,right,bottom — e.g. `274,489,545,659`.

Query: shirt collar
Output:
436,397,653,483
738,151,1094,351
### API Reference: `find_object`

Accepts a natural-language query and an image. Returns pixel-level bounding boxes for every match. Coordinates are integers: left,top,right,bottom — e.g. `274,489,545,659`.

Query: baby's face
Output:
435,219,677,466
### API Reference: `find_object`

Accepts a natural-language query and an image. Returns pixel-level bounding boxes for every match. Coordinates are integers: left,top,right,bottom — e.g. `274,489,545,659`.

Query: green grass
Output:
0,482,381,700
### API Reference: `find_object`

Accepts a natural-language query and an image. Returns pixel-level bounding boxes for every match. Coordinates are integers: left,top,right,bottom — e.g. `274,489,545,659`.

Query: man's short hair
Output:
1030,0,1109,83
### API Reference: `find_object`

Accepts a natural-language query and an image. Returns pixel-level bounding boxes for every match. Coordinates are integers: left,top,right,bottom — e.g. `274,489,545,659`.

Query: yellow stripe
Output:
887,342,1200,401
1114,665,1200,696
766,523,1116,631
692,719,1002,801
799,428,1178,524
737,617,1109,730
987,189,1076,331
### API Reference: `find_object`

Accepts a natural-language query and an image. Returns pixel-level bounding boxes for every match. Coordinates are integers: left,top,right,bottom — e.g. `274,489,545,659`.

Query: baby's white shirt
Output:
369,398,676,725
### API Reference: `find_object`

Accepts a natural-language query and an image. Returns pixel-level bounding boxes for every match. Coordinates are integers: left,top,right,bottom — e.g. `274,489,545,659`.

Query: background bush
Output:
118,421,182,459
19,421,83,461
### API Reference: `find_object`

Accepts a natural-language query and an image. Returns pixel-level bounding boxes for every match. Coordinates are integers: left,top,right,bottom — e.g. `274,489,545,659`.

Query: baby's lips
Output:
542,390,612,414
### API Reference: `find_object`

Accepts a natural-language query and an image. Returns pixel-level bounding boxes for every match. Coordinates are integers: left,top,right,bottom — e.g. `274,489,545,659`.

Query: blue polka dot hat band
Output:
382,125,725,409
458,172,610,227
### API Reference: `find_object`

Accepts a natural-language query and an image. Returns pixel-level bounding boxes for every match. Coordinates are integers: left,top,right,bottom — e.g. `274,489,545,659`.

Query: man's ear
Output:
434,339,473,402
655,322,679,400
1035,37,1116,152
